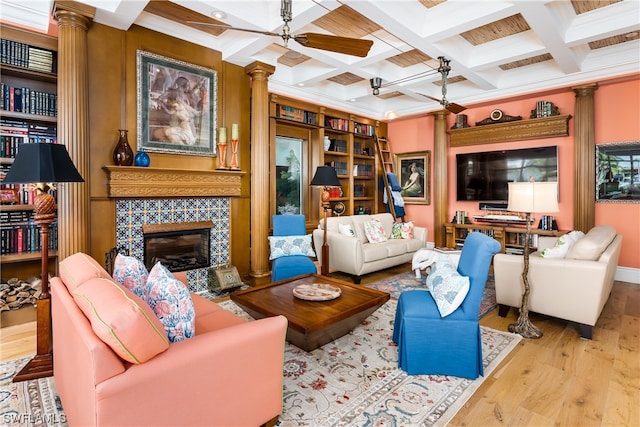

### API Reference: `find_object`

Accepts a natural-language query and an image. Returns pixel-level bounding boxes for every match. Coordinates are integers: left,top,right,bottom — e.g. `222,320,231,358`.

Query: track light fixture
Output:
370,77,382,96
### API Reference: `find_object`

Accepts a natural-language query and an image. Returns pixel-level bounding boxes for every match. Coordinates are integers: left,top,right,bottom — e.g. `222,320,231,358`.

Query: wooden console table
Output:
444,222,565,254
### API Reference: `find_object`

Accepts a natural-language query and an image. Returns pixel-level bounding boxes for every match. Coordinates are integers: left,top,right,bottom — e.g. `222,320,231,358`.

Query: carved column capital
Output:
53,1,95,30
572,83,599,98
244,61,276,80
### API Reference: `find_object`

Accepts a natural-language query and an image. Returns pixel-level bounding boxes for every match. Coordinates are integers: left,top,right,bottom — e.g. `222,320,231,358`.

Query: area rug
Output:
0,274,513,427
218,298,520,427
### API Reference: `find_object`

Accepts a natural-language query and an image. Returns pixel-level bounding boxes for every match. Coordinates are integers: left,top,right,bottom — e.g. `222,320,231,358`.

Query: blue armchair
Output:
392,232,501,378
270,214,317,282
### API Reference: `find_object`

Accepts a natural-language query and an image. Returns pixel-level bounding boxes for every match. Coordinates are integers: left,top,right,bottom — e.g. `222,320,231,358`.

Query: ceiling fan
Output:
420,57,467,114
370,56,467,114
188,0,373,57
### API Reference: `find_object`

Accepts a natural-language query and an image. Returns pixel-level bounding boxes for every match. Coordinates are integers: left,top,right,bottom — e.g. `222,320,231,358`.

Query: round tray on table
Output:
293,283,341,301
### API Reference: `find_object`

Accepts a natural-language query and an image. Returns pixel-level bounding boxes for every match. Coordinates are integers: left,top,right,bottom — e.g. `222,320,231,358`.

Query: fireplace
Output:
142,221,213,273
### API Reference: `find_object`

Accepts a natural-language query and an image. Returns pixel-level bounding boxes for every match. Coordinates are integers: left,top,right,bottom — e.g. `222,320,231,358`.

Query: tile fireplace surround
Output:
104,166,243,293
116,198,229,293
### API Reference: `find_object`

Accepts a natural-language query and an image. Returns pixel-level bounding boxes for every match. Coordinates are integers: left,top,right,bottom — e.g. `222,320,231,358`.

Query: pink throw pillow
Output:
73,277,169,364
59,252,111,292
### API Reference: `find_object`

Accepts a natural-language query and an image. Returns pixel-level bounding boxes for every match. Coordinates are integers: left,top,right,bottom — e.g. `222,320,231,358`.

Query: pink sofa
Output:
51,252,287,426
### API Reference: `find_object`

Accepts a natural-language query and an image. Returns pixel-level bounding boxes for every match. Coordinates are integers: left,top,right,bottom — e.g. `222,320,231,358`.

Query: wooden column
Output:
432,110,450,248
572,83,598,233
53,1,95,259
245,62,275,278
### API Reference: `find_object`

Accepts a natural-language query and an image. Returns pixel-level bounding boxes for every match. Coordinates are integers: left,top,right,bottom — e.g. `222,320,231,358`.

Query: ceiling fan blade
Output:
187,21,281,38
293,33,372,57
420,93,443,103
446,103,467,114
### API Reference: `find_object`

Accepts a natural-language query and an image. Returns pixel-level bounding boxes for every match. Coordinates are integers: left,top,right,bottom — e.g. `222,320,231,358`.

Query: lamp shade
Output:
310,166,340,187
507,181,558,213
2,143,84,184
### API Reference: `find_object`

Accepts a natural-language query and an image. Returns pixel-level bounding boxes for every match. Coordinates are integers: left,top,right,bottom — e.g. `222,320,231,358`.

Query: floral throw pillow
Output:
391,222,414,239
268,234,316,260
426,257,470,317
147,262,195,343
112,253,149,300
364,218,388,243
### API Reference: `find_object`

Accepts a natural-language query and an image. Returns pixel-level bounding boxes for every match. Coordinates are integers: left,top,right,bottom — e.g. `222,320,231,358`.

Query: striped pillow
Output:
73,277,169,364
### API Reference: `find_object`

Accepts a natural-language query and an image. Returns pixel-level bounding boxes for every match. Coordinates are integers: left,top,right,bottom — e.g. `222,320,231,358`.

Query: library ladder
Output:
374,135,402,221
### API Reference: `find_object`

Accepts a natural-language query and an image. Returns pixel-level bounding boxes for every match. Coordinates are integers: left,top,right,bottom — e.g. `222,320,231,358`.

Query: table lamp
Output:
310,165,340,276
2,143,84,381
506,178,558,339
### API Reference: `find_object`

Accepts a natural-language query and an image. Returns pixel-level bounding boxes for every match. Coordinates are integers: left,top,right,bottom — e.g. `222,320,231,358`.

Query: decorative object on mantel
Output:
450,114,470,129
112,129,134,166
506,178,559,339
216,127,229,170
229,124,240,170
530,100,560,119
476,109,522,126
134,147,150,167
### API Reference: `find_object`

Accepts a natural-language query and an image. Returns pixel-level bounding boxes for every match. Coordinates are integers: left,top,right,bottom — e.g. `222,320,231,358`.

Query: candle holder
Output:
216,142,229,170
229,138,240,170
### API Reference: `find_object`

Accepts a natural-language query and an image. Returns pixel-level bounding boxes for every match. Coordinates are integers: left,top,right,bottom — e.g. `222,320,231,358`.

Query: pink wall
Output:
387,76,640,269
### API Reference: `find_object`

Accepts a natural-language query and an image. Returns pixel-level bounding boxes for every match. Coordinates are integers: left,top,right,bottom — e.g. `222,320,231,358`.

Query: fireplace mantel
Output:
103,166,244,198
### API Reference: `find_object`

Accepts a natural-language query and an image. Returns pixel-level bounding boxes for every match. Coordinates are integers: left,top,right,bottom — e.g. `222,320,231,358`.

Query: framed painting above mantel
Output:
136,50,217,157
596,141,640,203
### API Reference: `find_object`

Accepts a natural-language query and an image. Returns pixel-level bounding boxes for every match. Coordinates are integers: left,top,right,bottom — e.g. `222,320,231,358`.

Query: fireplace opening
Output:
142,221,213,272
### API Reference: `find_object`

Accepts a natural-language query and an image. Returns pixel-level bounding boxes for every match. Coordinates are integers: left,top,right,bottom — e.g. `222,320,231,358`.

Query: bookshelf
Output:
269,96,384,221
0,25,58,280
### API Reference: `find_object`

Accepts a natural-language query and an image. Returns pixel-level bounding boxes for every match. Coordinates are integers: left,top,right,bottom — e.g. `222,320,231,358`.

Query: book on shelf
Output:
0,220,57,255
1,83,58,117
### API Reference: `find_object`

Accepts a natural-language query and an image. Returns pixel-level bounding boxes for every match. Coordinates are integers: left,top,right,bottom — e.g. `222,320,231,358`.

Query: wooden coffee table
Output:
230,274,390,352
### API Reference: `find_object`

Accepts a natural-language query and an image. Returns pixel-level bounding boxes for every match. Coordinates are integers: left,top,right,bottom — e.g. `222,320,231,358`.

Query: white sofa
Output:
312,213,427,283
493,225,622,339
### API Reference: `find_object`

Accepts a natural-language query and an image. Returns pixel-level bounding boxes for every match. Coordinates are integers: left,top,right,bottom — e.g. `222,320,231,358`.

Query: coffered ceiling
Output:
2,0,639,119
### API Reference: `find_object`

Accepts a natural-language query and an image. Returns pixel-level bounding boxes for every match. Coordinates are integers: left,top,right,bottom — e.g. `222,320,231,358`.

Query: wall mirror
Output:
596,141,640,203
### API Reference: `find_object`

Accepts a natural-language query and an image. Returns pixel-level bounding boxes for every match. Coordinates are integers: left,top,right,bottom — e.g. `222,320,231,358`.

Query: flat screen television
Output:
456,146,558,202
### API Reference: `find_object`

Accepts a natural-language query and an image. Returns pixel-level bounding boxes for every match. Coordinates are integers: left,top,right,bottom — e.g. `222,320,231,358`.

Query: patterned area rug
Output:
220,297,520,427
0,271,510,427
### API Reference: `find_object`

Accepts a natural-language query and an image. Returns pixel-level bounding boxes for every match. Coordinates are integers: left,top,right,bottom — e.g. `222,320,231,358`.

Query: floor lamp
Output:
310,165,341,276
506,178,558,339
3,143,84,382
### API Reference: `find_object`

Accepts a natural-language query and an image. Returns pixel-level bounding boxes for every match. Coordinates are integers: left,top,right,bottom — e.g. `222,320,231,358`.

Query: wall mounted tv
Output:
456,146,558,202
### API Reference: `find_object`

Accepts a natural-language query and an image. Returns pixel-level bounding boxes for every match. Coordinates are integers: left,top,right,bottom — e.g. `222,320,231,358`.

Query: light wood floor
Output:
1,264,638,426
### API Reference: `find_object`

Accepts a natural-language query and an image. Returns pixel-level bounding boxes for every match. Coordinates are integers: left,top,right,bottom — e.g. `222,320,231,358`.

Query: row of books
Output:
0,38,55,73
0,222,58,255
353,163,374,177
1,119,57,158
353,122,375,136
328,138,348,153
276,105,318,125
353,184,367,197
333,161,348,176
325,117,349,131
1,83,58,117
0,184,56,205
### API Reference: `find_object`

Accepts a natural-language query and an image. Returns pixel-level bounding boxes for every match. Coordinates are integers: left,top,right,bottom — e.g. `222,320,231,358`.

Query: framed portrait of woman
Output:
395,151,430,205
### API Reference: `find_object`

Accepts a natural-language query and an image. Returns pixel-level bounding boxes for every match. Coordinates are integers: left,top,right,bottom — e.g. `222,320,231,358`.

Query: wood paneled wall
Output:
86,23,252,275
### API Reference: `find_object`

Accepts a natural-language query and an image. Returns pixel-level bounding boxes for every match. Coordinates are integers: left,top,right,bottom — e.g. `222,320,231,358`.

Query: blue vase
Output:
134,148,150,167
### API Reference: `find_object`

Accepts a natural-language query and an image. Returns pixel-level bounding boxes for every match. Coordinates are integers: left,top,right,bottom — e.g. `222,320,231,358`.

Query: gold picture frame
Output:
394,151,431,205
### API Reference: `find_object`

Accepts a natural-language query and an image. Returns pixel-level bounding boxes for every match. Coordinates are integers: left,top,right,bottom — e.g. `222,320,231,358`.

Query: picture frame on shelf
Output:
0,188,18,204
395,151,431,205
136,50,217,157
